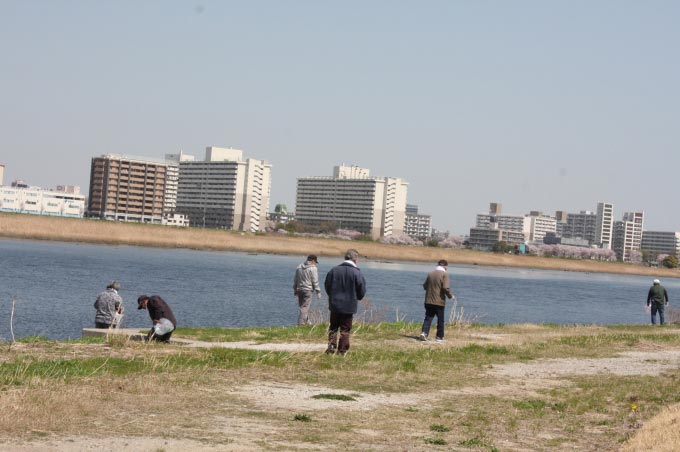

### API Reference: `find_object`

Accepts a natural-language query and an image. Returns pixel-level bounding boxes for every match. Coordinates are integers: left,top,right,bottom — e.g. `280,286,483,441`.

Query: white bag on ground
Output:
153,318,175,335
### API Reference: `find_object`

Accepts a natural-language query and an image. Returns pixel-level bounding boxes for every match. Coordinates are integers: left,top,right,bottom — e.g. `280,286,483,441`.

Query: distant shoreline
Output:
1,212,678,278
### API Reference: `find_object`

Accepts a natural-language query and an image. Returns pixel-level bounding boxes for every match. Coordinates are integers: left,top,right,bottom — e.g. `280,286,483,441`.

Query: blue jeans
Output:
651,303,665,325
422,304,445,339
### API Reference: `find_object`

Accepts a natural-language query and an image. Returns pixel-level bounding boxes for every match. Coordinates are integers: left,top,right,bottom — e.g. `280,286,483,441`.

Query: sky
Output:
1,1,679,234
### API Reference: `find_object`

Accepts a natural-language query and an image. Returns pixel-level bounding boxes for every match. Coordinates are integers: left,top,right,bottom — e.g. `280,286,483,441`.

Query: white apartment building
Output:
613,211,644,262
164,151,195,214
475,213,530,241
0,184,85,217
404,205,432,239
595,202,614,249
295,165,408,239
527,214,557,244
0,163,4,186
469,225,526,250
175,147,272,232
641,231,680,257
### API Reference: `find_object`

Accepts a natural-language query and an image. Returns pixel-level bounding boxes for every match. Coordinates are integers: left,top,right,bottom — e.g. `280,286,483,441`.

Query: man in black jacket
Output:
138,295,177,342
324,249,366,355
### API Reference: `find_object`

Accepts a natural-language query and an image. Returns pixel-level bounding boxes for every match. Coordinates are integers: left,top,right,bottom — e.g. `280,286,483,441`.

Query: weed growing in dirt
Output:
312,394,357,401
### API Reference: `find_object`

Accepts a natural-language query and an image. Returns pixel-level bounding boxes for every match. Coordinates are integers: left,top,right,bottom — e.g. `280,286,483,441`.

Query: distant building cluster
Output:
1,152,431,239
470,201,678,263
0,179,85,218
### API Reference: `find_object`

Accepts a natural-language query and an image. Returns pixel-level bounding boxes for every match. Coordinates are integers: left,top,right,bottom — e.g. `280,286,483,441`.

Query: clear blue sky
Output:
1,1,678,234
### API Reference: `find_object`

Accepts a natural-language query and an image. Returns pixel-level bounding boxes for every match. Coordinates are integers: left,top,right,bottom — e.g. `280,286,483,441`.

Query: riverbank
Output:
1,212,678,278
0,323,678,450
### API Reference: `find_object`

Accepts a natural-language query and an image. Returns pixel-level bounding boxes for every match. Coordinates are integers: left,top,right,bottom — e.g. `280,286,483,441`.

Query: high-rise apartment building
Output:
404,204,432,239
595,202,614,249
87,155,167,223
164,151,195,214
295,165,408,239
641,231,680,257
612,211,644,262
562,211,597,244
175,146,271,232
527,213,557,244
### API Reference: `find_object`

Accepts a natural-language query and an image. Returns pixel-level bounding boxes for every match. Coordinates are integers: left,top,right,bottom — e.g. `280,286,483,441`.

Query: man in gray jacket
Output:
293,254,322,325
94,280,124,329
420,260,454,342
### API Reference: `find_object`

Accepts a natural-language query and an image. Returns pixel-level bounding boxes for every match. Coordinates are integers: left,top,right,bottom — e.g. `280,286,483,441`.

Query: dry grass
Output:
621,402,680,452
2,212,679,278
1,324,679,451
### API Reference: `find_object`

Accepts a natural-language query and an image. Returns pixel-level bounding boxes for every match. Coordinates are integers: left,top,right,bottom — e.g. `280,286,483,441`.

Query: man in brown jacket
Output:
420,259,454,342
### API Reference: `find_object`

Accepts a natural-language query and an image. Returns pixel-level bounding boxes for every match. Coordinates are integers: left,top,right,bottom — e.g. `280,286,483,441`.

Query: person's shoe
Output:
435,337,445,343
419,333,428,342
325,346,336,355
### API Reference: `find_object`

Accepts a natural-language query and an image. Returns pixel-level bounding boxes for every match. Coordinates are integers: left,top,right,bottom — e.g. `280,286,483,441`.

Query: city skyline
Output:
1,2,679,234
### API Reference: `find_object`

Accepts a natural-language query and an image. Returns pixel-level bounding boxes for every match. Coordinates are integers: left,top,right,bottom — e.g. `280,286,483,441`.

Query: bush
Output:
662,255,679,269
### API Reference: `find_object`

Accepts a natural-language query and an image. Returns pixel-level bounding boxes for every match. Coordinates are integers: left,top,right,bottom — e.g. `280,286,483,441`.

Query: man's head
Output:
653,279,661,285
438,259,448,267
307,254,318,264
344,249,359,263
137,295,149,310
107,280,121,291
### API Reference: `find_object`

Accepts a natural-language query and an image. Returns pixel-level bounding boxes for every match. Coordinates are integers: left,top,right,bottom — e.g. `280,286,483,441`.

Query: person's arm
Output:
324,270,332,297
355,272,366,301
443,273,453,299
665,288,669,304
647,288,653,306
293,275,298,295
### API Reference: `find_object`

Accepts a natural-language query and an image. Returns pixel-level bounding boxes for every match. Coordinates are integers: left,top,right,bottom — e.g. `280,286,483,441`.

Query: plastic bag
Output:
153,318,175,335
644,304,651,314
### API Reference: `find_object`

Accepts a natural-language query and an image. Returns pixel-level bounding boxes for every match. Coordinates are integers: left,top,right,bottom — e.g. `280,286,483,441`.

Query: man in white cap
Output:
94,280,124,329
647,279,669,325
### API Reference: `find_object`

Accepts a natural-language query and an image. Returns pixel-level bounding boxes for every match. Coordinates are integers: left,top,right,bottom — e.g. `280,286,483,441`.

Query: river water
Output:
0,239,675,340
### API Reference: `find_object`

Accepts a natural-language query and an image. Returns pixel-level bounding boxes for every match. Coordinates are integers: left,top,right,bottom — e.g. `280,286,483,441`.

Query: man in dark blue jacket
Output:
324,249,366,355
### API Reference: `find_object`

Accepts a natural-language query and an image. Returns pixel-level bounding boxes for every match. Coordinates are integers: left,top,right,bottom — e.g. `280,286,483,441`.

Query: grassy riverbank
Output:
1,212,679,278
1,323,678,450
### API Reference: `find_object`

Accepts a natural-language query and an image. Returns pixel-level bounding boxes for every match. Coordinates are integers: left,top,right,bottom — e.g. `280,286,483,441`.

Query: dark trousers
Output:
95,322,112,329
328,312,353,354
651,303,666,325
422,304,445,339
147,328,173,342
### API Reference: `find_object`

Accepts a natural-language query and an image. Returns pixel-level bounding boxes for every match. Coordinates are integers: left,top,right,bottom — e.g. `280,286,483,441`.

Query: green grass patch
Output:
424,437,447,445
430,424,450,432
311,393,357,401
293,414,312,422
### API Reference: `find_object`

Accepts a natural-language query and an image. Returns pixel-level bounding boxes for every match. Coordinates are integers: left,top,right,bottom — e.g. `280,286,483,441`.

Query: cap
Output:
438,259,448,266
137,295,149,309
107,280,121,290
307,254,318,262
653,279,660,285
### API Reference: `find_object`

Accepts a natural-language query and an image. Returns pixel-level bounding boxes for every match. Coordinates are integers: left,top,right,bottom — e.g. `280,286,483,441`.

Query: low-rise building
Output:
0,183,85,217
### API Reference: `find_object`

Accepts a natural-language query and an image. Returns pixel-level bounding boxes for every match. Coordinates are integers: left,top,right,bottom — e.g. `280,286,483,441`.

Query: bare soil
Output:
2,329,679,451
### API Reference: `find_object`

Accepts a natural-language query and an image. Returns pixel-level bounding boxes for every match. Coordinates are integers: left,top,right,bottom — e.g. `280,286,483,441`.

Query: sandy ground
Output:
3,335,679,451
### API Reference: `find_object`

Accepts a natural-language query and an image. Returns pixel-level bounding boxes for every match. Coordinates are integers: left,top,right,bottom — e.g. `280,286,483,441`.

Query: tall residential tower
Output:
295,165,408,239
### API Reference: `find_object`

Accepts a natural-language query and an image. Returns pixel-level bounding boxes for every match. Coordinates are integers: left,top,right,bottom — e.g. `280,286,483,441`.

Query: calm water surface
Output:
0,239,676,340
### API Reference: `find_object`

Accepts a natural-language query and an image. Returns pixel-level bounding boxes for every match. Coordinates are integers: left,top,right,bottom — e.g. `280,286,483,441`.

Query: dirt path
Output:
4,336,678,451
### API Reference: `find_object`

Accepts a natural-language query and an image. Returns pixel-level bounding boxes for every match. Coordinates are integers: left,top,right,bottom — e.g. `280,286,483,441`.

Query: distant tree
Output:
426,238,440,247
662,255,679,269
439,235,465,249
379,234,423,246
318,221,339,233
492,241,512,254
283,221,306,233
629,250,643,264
274,204,288,214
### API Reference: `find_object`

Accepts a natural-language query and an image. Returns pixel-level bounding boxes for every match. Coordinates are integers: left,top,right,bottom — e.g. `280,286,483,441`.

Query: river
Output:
0,239,674,340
